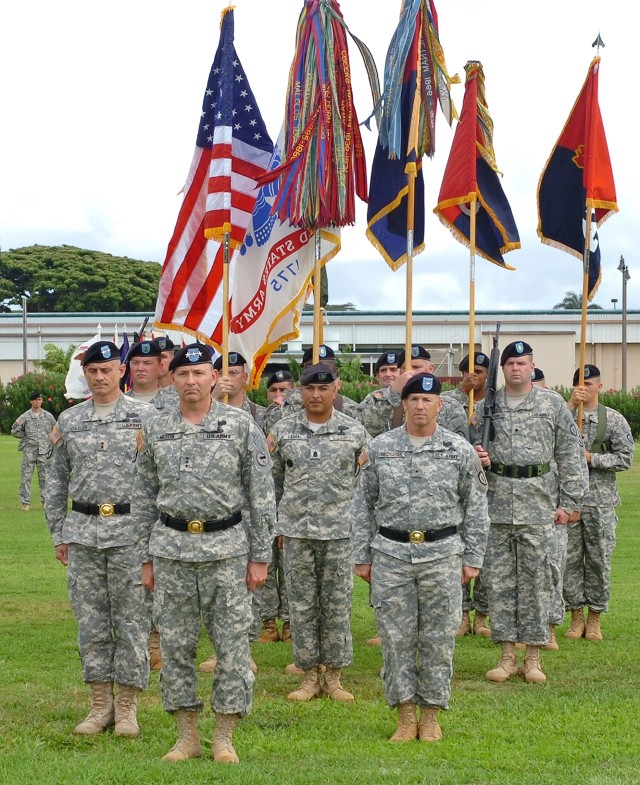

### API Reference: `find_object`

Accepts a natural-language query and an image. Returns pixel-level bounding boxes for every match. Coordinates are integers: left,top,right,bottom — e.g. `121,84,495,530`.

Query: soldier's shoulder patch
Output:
136,430,145,452
50,424,62,445
274,394,287,407
478,469,488,486
357,448,369,468
255,449,269,468
266,432,277,453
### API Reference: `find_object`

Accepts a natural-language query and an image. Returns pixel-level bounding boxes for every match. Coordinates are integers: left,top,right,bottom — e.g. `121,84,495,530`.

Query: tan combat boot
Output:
323,668,355,703
389,702,418,742
161,710,202,761
149,628,163,671
585,609,603,641
485,642,520,683
212,713,239,764
542,624,559,651
74,682,114,735
564,607,586,639
257,619,280,643
281,622,292,643
21,504,30,511
522,646,546,684
287,667,322,701
456,611,471,637
418,707,442,742
473,612,491,637
114,684,140,737
199,654,217,673
285,662,326,675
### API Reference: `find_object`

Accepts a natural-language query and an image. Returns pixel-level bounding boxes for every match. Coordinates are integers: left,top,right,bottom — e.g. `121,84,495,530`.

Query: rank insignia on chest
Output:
310,448,321,459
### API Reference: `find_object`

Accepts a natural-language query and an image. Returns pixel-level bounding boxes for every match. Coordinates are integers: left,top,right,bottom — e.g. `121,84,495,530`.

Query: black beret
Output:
531,368,545,381
266,369,294,388
82,341,121,367
213,352,247,371
573,364,601,385
500,341,533,366
151,336,175,352
374,350,400,374
397,345,431,367
302,344,335,365
169,343,213,371
300,363,338,385
126,341,161,362
459,352,491,373
29,390,43,401
401,373,442,398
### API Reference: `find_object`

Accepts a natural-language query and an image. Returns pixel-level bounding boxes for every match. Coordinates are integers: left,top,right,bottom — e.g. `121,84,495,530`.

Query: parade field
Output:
1,432,639,785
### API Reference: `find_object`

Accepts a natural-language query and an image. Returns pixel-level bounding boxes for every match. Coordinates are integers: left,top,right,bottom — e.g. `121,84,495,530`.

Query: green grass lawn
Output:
1,433,639,785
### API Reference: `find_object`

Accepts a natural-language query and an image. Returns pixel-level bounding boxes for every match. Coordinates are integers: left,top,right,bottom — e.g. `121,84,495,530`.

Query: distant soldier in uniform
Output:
255,369,295,645
268,363,369,703
11,390,56,510
444,352,491,637
563,364,634,641
353,373,489,742
356,345,469,440
262,345,359,432
531,367,547,388
476,341,585,684
152,336,180,404
44,341,152,737
135,344,275,764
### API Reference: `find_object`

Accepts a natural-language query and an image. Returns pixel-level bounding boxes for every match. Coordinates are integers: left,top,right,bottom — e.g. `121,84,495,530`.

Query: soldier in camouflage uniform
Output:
443,352,491,637
353,373,489,743
476,341,585,684
44,341,152,738
563,364,634,641
262,345,359,433
254,370,295,645
356,345,469,440
135,344,275,764
152,336,180,404
268,363,369,703
11,390,56,510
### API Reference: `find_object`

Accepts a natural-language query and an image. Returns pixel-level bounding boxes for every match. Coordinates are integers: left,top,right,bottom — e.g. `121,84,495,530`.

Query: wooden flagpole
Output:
221,232,230,403
313,229,322,363
468,195,478,418
577,209,593,430
405,173,416,364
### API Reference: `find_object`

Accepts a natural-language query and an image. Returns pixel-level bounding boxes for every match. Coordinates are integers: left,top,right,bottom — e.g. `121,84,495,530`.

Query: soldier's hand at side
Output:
474,445,491,469
354,563,371,583
142,562,155,591
554,508,570,525
277,535,283,550
246,561,268,592
462,565,479,585
567,510,581,523
55,544,68,566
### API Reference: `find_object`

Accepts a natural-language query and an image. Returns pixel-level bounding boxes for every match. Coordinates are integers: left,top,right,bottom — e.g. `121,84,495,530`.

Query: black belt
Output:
71,501,131,517
489,462,551,479
160,510,242,535
378,525,458,544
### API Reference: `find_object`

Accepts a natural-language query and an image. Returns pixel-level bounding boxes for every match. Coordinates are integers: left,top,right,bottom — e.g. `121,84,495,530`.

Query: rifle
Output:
133,316,150,344
481,323,501,451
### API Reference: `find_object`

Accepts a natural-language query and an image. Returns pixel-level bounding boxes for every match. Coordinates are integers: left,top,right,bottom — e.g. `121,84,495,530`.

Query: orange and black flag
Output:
434,61,519,269
537,57,617,300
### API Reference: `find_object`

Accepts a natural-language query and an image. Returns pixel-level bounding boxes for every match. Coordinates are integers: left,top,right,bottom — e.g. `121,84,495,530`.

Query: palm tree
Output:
34,343,77,375
553,291,603,310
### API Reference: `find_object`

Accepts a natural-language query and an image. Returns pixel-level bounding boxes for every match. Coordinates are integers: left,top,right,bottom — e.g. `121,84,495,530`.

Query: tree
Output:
0,245,161,312
553,290,603,310
34,343,77,376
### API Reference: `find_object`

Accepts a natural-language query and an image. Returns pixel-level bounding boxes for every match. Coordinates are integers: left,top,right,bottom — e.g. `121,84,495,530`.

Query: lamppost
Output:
618,255,630,391
611,298,618,310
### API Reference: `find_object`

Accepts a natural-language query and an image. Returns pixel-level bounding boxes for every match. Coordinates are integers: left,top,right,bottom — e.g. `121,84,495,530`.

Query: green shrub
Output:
555,386,640,439
0,371,72,433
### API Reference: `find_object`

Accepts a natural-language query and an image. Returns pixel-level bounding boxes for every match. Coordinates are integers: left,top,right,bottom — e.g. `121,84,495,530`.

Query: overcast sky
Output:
1,1,635,313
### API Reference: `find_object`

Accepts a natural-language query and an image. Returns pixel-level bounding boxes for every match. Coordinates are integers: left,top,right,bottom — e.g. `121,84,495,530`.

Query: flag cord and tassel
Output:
468,194,478,418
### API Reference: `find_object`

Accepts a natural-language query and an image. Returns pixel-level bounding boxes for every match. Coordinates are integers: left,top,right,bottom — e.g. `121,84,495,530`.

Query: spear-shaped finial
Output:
592,33,605,53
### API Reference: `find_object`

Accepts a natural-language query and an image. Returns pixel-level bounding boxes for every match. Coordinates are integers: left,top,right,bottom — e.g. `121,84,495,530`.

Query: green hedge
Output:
0,371,73,433
556,387,640,439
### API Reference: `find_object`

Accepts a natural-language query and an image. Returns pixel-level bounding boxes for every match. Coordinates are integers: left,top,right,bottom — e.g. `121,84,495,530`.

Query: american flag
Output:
155,8,274,344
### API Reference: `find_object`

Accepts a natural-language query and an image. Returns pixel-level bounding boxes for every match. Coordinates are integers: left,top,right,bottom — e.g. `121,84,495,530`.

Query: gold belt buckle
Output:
409,530,425,544
99,503,115,517
187,519,204,535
